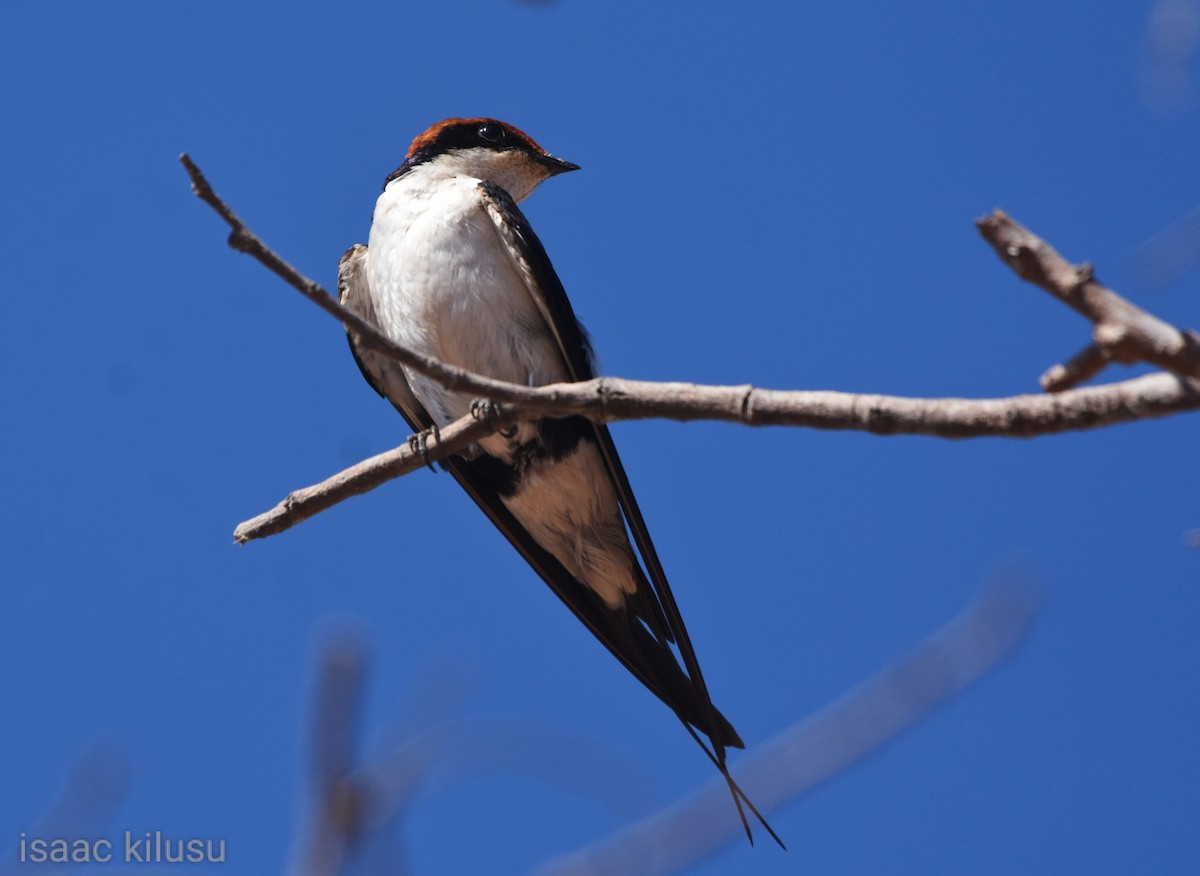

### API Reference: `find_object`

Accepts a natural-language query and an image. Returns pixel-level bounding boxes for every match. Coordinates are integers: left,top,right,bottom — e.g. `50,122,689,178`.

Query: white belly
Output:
364,172,638,607
366,175,566,427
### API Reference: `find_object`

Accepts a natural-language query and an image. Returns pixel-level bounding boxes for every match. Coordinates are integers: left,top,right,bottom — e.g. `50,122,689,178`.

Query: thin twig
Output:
1039,343,1112,392
181,153,577,406
233,406,518,543
978,210,1200,387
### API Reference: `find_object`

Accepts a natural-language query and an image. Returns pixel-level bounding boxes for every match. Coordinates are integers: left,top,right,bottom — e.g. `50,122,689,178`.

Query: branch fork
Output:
977,209,1200,391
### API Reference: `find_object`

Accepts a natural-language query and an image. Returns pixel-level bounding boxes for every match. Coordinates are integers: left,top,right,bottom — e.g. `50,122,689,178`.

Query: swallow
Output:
338,118,778,844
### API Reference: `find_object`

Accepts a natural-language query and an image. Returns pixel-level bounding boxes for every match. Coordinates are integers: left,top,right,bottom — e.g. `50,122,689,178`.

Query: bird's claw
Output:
408,424,441,473
471,399,517,439
470,398,500,421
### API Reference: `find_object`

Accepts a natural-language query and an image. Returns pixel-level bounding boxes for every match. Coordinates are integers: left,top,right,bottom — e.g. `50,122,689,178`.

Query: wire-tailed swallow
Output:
338,118,777,843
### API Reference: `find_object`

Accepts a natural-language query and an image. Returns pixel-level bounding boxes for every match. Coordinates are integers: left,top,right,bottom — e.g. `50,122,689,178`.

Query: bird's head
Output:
385,118,579,202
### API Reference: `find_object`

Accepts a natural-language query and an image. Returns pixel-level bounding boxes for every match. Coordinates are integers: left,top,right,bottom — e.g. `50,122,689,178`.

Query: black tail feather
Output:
628,617,744,749
681,720,786,850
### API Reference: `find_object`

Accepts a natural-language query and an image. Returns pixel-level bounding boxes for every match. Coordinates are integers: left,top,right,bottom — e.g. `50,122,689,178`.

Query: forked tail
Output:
681,721,786,849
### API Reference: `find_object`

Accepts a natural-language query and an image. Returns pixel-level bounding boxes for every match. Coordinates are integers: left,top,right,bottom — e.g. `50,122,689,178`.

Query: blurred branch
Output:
287,584,1034,876
1138,0,1200,115
4,581,1036,876
1134,203,1200,289
290,633,372,876
287,634,659,876
178,156,1200,541
0,746,131,876
533,581,1037,876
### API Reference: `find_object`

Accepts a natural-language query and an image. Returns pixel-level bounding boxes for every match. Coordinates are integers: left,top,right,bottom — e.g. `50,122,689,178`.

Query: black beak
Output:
539,154,581,176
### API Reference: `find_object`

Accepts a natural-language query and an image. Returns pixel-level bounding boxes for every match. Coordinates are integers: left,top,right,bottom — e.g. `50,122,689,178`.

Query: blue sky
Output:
2,1,1198,873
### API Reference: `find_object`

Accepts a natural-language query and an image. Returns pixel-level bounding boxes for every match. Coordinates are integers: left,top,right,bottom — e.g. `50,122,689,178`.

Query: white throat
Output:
395,147,550,202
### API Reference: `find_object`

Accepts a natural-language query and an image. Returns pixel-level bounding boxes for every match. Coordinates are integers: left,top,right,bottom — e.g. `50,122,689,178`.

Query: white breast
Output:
362,166,638,607
365,170,567,427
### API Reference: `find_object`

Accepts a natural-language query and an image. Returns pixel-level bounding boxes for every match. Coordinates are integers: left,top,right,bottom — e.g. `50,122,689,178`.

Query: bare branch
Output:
235,371,1200,542
1039,343,1112,392
180,157,1200,541
233,406,519,543
977,209,1200,387
533,580,1037,876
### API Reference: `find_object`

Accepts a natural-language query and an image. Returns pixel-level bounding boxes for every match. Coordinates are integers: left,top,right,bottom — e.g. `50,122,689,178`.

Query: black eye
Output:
477,123,506,144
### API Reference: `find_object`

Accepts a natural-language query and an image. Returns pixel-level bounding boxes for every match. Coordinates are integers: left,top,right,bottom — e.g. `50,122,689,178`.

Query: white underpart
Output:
366,156,636,608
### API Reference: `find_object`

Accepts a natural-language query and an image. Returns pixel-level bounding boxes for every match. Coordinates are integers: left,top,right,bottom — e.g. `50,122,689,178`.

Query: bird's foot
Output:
470,399,517,438
407,424,441,473
469,398,500,421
